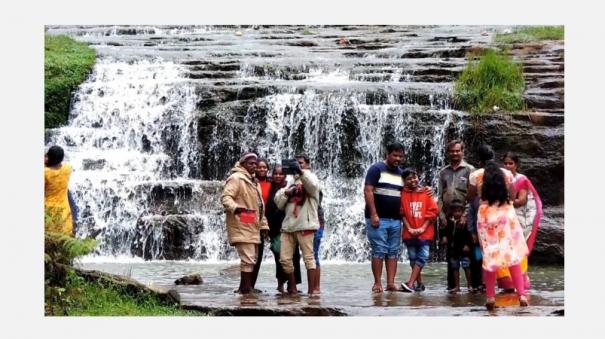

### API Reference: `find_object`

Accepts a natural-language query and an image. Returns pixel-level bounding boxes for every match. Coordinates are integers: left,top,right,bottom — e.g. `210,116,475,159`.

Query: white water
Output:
46,26,475,262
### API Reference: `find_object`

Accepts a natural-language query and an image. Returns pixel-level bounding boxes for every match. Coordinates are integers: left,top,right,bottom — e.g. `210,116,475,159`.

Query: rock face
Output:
529,207,564,265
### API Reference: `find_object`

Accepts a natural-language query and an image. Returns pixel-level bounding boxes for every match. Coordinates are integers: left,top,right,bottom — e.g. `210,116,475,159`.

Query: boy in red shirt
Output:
400,168,439,292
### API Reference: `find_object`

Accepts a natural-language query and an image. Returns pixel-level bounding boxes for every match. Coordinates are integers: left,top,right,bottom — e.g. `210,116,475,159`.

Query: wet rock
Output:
462,113,564,206
286,40,318,47
181,305,347,316
175,273,204,285
82,159,106,170
430,36,470,43
530,207,564,265
131,214,204,260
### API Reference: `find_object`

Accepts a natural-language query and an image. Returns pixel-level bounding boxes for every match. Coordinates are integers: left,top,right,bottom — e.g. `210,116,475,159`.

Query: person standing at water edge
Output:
440,199,473,293
437,140,475,291
399,168,439,292
295,155,326,295
363,142,405,293
250,159,271,292
45,145,74,236
275,154,321,296
476,161,529,310
221,152,269,294
266,165,303,293
467,144,514,294
497,152,543,292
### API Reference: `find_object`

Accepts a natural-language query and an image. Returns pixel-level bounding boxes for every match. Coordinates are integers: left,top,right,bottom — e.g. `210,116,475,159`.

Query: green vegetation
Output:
44,215,200,316
453,49,525,114
495,26,564,44
45,34,96,129
45,271,203,316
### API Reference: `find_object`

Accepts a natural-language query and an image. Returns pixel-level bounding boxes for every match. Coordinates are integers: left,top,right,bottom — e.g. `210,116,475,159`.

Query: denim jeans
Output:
313,227,324,267
406,244,430,268
366,218,402,259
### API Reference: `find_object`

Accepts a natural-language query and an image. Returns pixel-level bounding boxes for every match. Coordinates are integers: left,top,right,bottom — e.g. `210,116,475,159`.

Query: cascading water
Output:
45,25,489,262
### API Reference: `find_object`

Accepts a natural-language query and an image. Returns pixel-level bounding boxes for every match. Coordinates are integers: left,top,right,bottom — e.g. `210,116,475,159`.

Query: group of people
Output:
45,138,542,310
363,141,541,310
221,152,325,296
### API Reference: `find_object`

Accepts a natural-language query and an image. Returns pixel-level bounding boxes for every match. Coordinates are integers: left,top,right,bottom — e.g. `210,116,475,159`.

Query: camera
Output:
281,158,300,175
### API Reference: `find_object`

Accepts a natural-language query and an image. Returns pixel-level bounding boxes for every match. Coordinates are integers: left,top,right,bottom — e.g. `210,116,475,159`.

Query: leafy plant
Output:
453,48,525,114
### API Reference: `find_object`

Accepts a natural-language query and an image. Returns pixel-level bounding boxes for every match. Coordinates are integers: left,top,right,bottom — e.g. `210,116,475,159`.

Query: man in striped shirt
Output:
364,142,405,293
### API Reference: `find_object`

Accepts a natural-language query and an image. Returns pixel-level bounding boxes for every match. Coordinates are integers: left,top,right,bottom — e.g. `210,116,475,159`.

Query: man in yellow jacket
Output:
222,152,270,294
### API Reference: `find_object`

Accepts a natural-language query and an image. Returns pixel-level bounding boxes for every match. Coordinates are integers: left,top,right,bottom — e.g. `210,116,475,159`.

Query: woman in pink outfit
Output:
496,152,543,291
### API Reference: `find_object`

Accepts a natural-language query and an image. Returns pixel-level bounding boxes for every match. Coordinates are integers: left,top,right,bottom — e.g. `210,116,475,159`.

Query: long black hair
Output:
481,160,509,206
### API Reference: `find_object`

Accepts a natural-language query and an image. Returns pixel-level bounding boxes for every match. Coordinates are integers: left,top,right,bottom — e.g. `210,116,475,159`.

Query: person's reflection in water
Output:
239,293,260,306
372,292,385,307
384,291,402,307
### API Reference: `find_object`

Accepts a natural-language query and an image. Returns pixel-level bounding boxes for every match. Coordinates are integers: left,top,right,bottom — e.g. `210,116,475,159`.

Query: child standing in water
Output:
441,199,473,293
400,168,439,292
477,161,529,310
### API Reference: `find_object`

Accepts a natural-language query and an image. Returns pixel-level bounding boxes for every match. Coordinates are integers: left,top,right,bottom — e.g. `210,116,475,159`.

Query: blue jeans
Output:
313,227,324,266
406,244,430,268
366,218,401,259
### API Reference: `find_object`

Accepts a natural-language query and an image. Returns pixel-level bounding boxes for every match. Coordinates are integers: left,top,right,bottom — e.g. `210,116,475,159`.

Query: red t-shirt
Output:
400,187,439,242
258,179,271,205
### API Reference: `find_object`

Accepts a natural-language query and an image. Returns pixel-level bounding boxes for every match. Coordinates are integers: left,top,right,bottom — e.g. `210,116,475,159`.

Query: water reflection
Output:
77,261,563,316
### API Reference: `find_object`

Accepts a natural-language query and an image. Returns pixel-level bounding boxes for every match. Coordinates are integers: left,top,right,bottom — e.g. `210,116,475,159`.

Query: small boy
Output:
440,199,473,293
400,168,439,292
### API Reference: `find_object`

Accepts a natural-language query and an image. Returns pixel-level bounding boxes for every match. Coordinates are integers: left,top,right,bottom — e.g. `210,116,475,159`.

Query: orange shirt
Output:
258,179,271,206
400,187,439,242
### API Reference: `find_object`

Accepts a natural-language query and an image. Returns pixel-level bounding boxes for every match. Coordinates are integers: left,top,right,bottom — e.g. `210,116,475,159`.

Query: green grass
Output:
45,34,96,129
495,26,564,44
45,272,204,316
454,48,525,114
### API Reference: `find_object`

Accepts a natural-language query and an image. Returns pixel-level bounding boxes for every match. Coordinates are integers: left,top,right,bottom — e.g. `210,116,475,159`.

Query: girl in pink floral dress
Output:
477,161,529,310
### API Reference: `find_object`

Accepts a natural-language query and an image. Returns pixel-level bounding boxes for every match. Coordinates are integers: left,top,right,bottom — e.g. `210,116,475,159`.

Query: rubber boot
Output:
307,268,317,296
286,272,298,295
314,266,321,294
239,271,253,294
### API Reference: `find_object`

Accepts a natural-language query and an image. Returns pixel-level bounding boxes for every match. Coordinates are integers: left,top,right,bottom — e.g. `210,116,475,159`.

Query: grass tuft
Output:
454,48,525,114
495,26,564,44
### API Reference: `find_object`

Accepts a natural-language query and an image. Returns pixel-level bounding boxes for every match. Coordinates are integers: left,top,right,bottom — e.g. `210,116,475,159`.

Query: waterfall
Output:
45,25,482,262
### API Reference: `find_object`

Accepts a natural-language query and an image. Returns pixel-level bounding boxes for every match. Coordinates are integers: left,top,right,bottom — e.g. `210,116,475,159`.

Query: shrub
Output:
45,34,96,129
495,26,564,44
453,49,525,113
44,231,98,285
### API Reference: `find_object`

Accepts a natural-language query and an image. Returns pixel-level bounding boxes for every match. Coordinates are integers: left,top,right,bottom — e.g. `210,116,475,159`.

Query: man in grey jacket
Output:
275,154,321,296
438,140,476,292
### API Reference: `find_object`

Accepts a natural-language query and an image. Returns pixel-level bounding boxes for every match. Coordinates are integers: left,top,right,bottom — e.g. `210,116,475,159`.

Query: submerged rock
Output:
175,273,204,285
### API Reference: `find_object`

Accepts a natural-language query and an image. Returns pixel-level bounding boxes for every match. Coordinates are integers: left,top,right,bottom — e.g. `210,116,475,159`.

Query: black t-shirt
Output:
364,161,404,219
444,219,473,258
